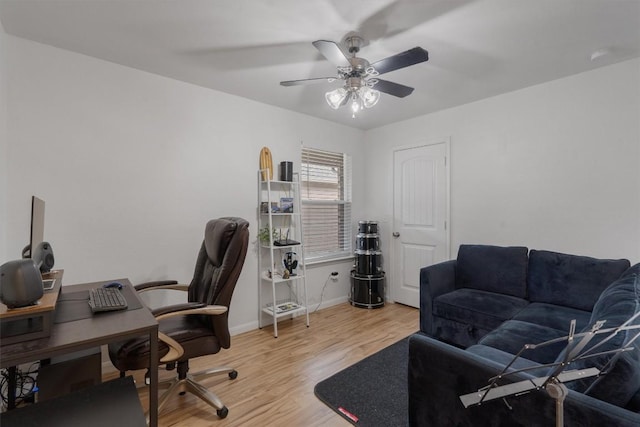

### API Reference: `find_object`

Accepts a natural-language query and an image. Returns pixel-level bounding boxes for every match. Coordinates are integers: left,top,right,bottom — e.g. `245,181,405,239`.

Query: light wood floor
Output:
112,302,418,427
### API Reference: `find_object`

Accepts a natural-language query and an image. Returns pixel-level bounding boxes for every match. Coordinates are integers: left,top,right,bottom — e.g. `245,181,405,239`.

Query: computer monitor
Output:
22,196,55,283
30,196,46,257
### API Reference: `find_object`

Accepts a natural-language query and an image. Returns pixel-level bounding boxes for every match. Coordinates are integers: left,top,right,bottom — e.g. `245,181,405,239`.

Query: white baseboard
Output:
230,320,259,336
308,295,349,313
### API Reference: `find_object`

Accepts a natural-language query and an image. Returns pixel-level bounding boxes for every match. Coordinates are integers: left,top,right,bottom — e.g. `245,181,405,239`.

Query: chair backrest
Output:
188,217,249,348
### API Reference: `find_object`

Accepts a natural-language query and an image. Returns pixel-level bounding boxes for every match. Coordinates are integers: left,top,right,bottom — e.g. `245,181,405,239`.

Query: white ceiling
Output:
1,0,639,130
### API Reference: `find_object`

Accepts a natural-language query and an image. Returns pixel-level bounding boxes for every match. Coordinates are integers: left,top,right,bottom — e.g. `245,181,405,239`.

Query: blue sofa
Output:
409,245,640,426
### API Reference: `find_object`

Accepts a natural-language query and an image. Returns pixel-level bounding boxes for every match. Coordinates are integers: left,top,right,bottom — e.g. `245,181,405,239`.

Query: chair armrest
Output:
151,302,205,317
157,305,227,321
158,332,184,363
420,259,456,335
134,280,189,293
153,303,227,321
152,303,228,363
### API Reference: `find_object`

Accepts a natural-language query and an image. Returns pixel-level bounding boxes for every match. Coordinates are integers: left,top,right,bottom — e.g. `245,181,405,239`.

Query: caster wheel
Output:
229,370,238,380
217,406,229,418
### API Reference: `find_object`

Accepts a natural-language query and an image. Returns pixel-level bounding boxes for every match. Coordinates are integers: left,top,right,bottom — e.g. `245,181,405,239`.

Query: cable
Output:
287,279,300,303
313,275,332,313
0,362,39,410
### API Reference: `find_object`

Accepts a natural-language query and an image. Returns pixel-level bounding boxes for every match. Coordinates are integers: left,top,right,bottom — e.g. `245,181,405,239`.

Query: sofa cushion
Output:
431,317,494,348
527,250,630,311
564,267,640,408
433,288,529,333
456,245,529,298
512,302,592,333
477,320,568,364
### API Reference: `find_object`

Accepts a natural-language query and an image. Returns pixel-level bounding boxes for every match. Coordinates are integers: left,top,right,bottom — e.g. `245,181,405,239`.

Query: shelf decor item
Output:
259,147,273,181
279,197,294,213
258,226,278,243
260,202,278,214
279,161,293,181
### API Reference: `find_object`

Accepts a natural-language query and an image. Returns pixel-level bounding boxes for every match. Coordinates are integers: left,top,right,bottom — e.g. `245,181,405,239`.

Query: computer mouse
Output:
103,281,123,290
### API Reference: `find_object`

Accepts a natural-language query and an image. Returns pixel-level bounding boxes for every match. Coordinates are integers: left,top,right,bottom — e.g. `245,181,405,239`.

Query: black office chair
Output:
108,217,250,419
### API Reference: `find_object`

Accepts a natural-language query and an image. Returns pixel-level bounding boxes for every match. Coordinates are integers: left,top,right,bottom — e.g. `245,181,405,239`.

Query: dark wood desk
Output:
0,278,159,427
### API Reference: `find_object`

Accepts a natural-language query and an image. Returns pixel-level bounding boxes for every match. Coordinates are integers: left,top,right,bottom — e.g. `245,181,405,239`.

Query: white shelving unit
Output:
257,171,309,337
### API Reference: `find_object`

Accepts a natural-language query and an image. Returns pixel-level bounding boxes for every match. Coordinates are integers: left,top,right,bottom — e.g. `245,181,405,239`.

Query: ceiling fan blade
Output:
312,40,351,68
280,77,338,86
354,1,470,42
370,47,429,75
372,79,414,98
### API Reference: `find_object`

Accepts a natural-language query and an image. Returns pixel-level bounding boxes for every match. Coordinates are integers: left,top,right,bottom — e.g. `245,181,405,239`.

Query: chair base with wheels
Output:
156,361,238,419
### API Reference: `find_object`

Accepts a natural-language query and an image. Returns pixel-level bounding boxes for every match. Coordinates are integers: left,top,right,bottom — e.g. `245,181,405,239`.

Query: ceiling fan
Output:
280,35,429,117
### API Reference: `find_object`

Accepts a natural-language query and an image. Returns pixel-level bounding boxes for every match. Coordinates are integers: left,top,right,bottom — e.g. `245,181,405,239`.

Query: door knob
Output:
392,232,400,238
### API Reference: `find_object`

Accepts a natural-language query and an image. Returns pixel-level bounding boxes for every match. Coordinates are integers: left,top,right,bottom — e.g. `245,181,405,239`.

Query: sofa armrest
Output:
419,260,456,335
408,333,640,427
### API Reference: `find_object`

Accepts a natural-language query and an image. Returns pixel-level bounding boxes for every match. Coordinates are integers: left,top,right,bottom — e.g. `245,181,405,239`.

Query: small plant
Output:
259,226,278,243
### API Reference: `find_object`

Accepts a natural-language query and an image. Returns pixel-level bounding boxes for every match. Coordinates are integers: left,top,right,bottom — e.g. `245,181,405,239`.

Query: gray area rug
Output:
314,336,410,427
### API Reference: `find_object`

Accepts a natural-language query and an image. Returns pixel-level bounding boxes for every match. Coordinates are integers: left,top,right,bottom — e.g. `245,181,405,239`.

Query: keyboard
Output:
88,287,128,313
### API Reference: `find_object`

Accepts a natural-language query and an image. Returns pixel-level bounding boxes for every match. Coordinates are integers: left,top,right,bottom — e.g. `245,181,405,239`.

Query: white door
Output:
392,141,450,307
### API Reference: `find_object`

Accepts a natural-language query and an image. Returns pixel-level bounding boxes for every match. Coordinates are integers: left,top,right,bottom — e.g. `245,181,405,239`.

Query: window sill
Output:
305,254,354,266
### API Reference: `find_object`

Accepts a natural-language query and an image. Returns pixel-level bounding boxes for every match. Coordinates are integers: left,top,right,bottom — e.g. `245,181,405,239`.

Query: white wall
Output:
3,34,365,333
0,22,7,262
365,58,640,266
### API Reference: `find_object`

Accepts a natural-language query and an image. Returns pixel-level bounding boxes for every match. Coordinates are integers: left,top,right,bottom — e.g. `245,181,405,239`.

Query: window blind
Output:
301,147,352,261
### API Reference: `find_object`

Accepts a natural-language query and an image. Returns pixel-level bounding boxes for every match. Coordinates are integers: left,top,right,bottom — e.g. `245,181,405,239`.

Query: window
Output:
301,147,352,262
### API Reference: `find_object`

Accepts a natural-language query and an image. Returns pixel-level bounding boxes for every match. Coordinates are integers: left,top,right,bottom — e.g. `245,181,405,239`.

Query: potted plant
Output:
258,226,277,244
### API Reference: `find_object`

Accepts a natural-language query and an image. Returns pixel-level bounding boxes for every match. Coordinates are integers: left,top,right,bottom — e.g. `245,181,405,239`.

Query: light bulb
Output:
351,98,360,113
325,88,348,109
350,93,362,118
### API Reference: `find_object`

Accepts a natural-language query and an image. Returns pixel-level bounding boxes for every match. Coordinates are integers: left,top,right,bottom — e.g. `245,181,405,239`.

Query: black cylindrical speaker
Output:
279,161,293,181
0,259,44,308
32,241,55,273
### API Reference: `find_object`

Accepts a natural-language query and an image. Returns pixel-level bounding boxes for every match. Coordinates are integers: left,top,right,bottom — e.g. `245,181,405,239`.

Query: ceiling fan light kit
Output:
326,79,381,118
281,34,428,118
